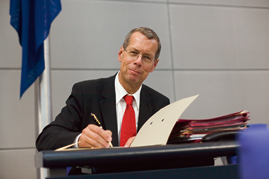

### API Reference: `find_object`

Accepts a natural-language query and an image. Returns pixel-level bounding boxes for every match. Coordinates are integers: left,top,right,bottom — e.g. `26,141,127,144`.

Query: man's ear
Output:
150,59,159,72
118,46,124,62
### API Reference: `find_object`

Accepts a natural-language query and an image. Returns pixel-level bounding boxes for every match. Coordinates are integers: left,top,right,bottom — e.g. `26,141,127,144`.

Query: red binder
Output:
168,110,250,144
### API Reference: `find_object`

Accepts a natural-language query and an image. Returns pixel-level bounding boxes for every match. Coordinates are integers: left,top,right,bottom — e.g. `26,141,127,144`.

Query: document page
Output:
131,95,199,147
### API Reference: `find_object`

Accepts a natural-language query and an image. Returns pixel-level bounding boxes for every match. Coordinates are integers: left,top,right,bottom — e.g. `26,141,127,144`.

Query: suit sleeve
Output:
36,83,85,151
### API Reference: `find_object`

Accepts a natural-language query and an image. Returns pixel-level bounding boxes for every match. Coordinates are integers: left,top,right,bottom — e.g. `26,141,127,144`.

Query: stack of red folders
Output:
168,110,250,144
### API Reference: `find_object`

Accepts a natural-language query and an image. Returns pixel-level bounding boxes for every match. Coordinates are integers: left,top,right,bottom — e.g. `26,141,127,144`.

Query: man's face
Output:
118,32,159,91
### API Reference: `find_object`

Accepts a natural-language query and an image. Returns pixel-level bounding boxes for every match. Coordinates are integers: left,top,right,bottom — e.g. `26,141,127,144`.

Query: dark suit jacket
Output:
36,74,170,151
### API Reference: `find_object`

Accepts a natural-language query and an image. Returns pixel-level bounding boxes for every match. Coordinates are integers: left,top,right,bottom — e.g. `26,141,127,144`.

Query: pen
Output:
91,113,113,147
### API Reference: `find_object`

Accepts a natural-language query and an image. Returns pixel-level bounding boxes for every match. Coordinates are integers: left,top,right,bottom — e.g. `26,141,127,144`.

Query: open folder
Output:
131,95,199,147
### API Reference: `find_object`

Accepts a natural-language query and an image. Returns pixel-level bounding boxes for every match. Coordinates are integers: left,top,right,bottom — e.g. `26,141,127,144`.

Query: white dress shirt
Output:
75,72,141,147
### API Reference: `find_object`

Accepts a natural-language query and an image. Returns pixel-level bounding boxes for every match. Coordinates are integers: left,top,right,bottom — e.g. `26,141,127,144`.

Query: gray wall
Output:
1,0,269,178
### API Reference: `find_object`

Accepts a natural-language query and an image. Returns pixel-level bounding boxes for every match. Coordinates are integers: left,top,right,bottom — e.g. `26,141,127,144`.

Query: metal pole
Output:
35,36,52,179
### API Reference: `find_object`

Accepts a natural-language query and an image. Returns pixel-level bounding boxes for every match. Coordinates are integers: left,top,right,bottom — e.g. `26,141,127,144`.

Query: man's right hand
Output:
78,124,112,148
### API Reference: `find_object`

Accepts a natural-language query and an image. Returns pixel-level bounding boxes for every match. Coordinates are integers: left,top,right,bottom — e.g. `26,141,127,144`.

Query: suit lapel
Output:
100,75,119,146
138,85,153,131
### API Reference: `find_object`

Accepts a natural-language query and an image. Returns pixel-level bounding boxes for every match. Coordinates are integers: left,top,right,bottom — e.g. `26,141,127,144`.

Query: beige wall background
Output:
1,0,269,178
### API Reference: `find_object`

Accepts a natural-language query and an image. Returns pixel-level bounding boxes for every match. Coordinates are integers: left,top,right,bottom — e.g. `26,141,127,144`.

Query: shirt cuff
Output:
74,133,82,148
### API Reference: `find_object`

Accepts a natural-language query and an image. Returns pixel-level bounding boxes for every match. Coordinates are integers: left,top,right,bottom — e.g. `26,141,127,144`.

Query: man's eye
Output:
142,56,152,63
144,56,152,61
130,51,138,55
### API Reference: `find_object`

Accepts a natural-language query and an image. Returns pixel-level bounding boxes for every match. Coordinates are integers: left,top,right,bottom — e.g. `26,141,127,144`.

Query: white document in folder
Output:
131,95,199,147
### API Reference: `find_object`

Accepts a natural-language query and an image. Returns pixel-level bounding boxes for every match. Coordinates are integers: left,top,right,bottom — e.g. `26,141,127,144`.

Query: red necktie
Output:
120,95,137,146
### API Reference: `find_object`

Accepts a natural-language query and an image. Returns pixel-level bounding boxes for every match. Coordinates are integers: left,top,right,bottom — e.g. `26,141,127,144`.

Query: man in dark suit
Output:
36,27,170,151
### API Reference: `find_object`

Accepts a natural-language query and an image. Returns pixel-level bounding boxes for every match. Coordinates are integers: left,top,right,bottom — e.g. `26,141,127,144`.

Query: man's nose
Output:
134,54,143,65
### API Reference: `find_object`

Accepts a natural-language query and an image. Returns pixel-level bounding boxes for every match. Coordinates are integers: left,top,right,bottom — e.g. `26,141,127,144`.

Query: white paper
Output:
131,95,199,147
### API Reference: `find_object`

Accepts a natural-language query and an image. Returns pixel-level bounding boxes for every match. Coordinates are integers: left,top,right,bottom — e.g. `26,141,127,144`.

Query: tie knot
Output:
124,95,133,105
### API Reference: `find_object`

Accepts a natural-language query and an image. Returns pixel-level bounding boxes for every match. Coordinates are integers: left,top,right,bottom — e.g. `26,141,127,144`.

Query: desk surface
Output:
35,141,238,170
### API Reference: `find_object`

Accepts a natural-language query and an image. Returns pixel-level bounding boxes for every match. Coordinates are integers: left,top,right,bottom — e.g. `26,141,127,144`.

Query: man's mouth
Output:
129,69,140,75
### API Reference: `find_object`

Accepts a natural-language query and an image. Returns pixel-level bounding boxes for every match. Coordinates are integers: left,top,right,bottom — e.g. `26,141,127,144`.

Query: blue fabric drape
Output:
10,0,61,97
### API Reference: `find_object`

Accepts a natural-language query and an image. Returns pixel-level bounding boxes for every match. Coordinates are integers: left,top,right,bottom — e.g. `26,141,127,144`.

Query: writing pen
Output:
91,113,113,147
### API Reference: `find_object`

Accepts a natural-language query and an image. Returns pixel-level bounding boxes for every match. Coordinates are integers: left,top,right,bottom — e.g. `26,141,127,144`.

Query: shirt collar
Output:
115,72,141,110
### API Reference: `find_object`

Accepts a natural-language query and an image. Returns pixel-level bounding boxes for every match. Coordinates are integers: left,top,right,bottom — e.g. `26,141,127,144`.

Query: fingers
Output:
78,124,112,148
124,136,136,147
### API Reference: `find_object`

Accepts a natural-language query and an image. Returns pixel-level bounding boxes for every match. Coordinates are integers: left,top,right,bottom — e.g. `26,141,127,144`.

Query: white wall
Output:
1,0,269,178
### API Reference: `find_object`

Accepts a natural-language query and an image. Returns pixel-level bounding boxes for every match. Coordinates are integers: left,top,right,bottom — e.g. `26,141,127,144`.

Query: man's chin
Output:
127,75,142,84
